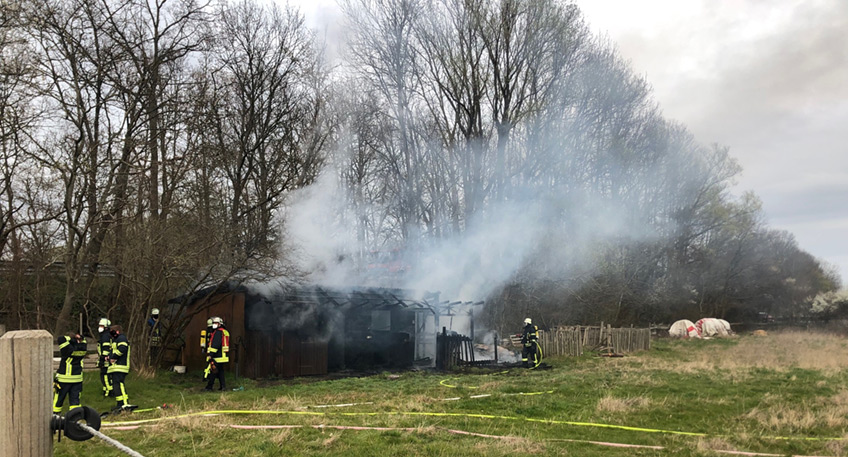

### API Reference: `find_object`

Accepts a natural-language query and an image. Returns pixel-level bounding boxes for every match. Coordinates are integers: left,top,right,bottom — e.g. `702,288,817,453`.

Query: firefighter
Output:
521,318,540,368
147,308,162,363
53,332,87,414
96,318,113,397
147,308,162,347
204,317,229,391
108,325,136,411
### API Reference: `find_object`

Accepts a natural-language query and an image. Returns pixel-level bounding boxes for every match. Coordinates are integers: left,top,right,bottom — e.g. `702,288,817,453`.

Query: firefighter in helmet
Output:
53,332,87,413
108,324,136,411
96,318,112,397
147,308,162,346
521,318,540,368
204,317,230,391
146,307,164,366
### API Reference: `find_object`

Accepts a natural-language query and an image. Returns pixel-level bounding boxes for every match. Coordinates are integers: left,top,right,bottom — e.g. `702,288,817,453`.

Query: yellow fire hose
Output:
99,408,843,442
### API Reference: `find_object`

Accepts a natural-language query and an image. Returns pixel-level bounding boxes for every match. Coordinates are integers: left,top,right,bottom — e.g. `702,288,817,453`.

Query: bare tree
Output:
23,0,133,334
479,0,586,201
203,0,325,265
415,0,490,227
343,0,427,243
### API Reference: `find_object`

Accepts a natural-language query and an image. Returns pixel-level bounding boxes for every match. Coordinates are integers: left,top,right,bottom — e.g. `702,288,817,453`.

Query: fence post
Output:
0,330,53,457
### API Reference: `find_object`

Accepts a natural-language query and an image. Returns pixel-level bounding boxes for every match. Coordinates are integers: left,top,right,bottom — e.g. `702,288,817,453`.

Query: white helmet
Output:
151,308,160,316
212,316,224,325
524,318,532,325
98,318,111,327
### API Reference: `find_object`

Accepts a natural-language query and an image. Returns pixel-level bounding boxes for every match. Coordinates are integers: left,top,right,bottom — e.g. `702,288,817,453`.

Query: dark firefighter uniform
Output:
147,308,162,364
53,334,87,413
147,308,162,347
108,326,133,410
204,318,229,391
521,319,540,368
97,318,112,397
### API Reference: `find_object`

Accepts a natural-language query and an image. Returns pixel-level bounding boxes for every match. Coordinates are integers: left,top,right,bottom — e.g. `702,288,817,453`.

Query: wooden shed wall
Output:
183,292,245,370
182,288,425,378
242,331,328,378
183,290,330,378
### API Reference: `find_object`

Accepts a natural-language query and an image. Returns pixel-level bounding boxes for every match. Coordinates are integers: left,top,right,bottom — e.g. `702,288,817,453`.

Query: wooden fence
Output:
440,324,651,369
536,327,583,357
537,324,651,357
436,328,475,370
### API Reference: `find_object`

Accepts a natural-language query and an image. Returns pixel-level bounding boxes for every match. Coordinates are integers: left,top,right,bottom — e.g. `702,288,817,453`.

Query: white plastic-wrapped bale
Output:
669,319,701,338
717,319,733,334
696,318,729,337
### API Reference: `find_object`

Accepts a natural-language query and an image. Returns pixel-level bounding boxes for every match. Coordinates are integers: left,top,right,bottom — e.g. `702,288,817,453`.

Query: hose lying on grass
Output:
99,408,845,442
98,421,833,457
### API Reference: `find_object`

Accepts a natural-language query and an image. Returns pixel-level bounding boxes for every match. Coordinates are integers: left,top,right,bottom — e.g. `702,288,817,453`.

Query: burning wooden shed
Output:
173,283,439,378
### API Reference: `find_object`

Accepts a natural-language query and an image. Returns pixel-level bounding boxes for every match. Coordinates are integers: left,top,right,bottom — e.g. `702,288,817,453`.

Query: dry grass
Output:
745,390,848,431
825,434,848,457
595,394,651,413
133,365,157,379
696,437,739,452
471,434,547,455
477,380,505,390
270,394,303,410
269,428,294,446
321,432,341,447
387,394,437,412
745,404,818,432
644,331,848,373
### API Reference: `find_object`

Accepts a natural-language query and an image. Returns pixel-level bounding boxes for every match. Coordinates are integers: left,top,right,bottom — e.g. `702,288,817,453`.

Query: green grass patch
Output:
53,331,848,456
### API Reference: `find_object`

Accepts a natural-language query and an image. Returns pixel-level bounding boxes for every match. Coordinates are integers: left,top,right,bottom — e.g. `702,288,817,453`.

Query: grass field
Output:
53,331,848,457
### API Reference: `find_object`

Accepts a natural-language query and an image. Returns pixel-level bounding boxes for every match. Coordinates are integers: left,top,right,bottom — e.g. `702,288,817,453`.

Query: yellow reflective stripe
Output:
113,342,127,356
58,341,70,349
57,375,83,382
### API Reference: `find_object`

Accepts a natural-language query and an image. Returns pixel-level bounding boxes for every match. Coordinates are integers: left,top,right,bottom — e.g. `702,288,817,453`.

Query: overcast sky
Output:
294,0,848,286
575,0,848,285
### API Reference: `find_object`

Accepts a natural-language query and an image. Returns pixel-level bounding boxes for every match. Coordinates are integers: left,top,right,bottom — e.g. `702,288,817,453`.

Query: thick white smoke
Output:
282,168,363,287
281,166,662,306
